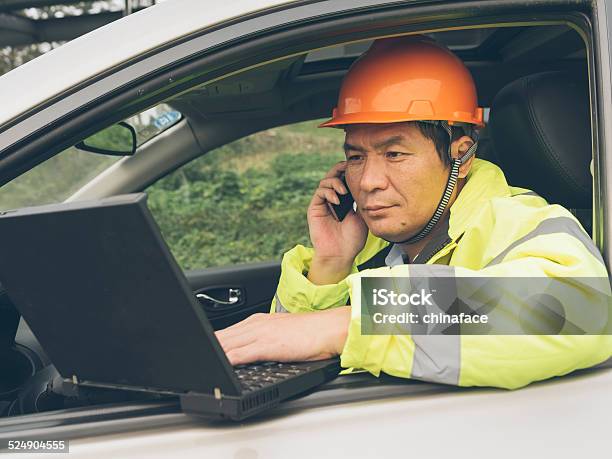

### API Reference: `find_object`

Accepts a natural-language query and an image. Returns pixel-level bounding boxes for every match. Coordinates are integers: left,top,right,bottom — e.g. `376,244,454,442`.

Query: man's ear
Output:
450,135,475,178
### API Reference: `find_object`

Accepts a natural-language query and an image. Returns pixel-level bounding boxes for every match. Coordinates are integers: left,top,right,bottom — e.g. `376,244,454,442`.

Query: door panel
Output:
185,261,281,330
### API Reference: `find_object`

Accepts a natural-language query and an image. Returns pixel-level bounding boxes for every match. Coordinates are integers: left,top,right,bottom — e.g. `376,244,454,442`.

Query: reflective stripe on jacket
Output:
269,159,612,389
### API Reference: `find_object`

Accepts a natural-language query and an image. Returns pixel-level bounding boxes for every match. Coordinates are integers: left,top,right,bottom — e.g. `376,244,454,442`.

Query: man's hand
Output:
307,161,368,285
214,307,351,366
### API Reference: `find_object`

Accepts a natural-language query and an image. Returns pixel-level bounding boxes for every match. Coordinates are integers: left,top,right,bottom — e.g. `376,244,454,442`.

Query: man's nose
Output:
358,156,389,192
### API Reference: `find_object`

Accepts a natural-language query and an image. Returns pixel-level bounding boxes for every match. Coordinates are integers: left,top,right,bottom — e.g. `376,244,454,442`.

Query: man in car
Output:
215,35,612,389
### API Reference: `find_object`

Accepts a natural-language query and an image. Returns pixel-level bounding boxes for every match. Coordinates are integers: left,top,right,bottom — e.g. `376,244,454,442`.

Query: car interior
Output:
0,22,599,420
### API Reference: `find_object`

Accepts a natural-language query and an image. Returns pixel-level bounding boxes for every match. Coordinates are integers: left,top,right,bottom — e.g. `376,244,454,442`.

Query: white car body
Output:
69,369,611,458
0,1,611,458
0,0,294,124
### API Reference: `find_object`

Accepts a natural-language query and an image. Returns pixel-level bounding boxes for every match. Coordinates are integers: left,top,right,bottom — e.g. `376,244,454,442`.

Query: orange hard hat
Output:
320,35,484,128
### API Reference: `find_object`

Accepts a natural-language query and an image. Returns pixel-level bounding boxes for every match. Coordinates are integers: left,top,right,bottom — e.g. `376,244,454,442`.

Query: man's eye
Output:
347,154,363,161
386,151,406,159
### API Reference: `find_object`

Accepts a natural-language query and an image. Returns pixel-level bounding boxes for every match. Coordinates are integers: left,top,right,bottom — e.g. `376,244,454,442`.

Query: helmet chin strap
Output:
382,121,479,246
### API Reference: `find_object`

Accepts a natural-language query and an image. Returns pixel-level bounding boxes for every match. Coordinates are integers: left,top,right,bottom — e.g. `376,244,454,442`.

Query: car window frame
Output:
592,0,612,265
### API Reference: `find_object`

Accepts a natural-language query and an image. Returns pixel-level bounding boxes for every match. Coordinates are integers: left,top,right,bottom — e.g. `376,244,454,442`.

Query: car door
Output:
186,262,281,330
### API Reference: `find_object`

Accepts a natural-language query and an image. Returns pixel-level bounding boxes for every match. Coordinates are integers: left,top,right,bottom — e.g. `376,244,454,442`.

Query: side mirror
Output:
75,122,137,156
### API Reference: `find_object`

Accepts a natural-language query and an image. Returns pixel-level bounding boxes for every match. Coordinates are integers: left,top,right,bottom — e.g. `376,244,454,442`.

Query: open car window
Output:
147,119,344,270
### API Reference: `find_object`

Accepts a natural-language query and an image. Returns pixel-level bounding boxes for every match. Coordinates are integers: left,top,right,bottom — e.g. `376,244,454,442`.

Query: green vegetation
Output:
0,119,345,270
148,120,345,269
0,7,345,271
0,148,120,209
82,123,135,155
0,107,180,210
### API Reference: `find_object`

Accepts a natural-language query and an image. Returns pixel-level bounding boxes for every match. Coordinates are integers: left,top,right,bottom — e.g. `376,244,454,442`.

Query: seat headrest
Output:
489,71,591,208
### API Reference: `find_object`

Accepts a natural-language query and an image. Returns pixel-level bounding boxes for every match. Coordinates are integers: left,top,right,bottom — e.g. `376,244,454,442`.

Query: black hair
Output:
412,121,472,167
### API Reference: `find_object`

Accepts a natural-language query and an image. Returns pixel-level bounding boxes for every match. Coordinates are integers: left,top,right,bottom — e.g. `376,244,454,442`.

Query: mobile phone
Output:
327,174,355,222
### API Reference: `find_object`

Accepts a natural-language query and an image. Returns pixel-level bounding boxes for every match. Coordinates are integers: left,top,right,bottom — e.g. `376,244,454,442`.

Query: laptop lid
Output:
0,194,241,396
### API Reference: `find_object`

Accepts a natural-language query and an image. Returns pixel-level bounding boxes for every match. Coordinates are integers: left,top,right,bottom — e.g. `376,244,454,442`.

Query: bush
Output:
148,121,344,269
0,119,345,271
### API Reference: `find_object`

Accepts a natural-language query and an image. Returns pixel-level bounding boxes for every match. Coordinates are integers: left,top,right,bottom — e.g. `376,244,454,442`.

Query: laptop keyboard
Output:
234,361,311,392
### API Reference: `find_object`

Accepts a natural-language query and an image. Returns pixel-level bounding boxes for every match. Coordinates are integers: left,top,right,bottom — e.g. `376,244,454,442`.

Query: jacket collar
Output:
447,158,512,241
385,159,511,266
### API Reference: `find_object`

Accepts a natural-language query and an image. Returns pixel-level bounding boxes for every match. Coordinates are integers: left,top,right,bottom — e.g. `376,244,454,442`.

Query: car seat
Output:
488,71,593,235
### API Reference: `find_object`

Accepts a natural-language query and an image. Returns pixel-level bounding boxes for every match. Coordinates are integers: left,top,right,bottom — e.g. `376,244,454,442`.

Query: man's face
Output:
343,122,450,242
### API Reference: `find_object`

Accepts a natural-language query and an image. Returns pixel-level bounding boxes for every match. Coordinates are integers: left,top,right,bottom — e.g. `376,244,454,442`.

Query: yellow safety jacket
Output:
269,159,612,389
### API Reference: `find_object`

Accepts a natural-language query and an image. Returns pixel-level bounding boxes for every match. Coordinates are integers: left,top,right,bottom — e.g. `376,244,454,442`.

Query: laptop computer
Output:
0,193,341,420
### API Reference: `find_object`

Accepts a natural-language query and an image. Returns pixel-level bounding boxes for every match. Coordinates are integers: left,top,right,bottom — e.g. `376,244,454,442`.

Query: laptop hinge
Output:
62,378,187,396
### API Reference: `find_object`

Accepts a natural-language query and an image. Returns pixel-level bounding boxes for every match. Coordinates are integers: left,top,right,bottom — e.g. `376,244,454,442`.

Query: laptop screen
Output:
0,194,240,395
